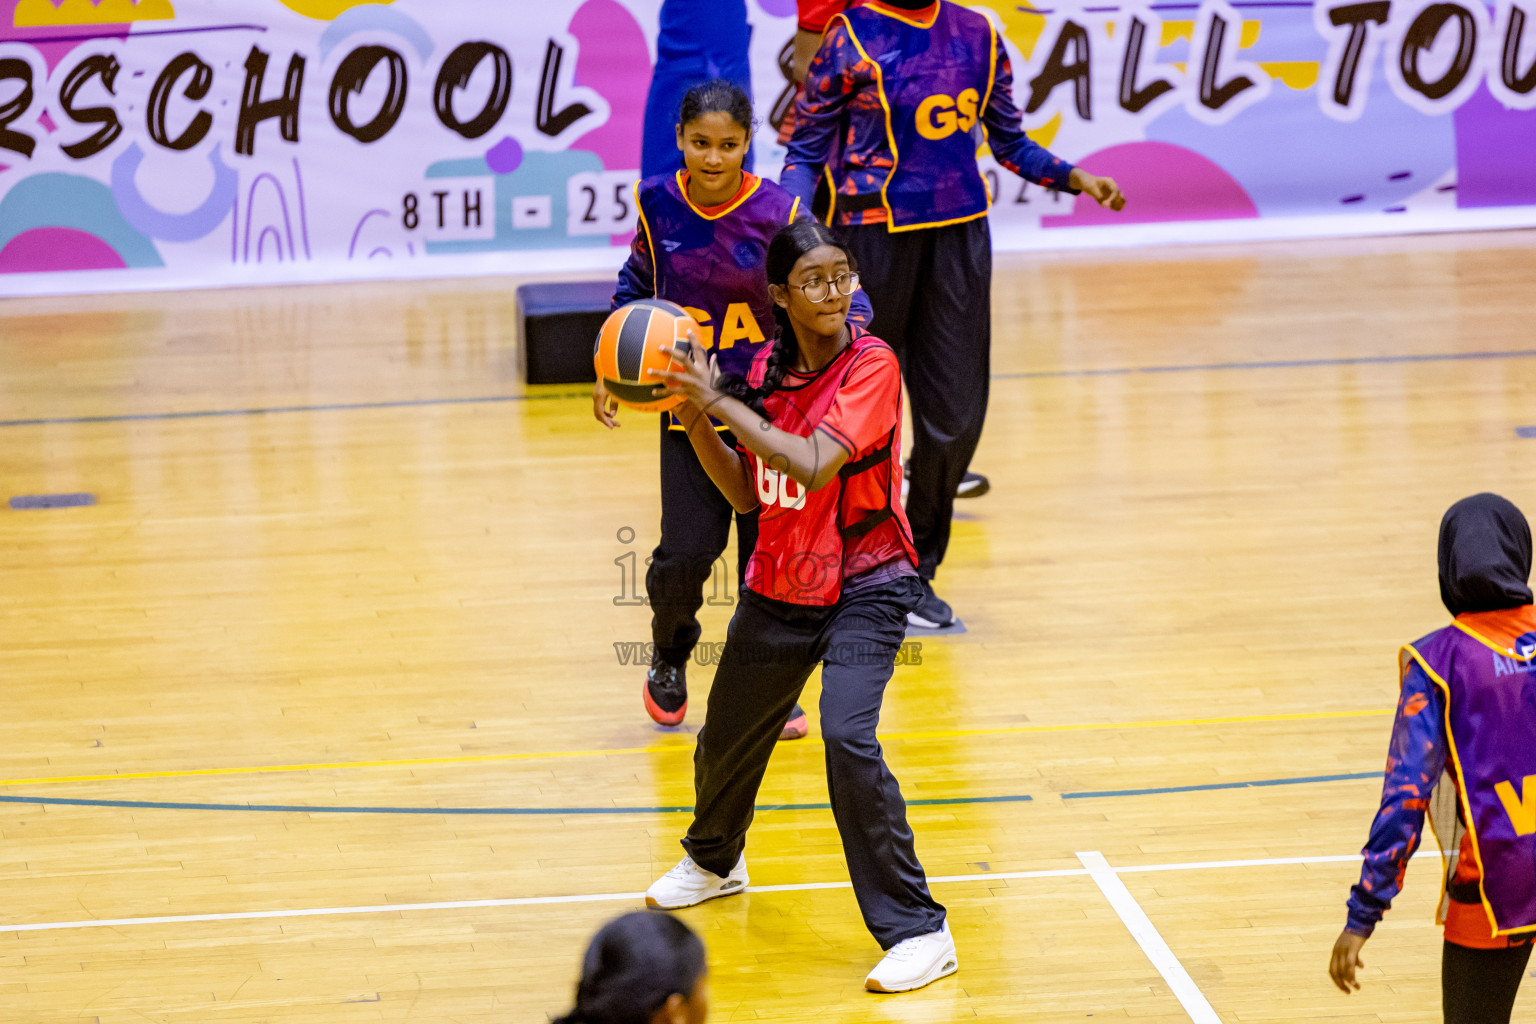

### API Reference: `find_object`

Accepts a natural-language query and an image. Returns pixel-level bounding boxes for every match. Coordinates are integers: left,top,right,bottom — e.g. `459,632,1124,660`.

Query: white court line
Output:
0,853,1367,935
1115,854,1364,874
1079,851,1222,1024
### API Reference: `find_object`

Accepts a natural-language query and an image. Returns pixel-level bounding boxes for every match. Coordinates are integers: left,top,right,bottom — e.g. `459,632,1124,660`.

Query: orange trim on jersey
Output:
1452,606,1536,656
676,170,762,221
974,13,998,217
883,207,991,233
634,181,657,290
836,5,996,234
835,14,900,228
1404,644,1517,939
862,0,941,29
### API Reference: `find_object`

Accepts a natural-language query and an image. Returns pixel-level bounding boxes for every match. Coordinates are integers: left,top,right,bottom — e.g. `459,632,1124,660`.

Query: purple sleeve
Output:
611,219,656,310
982,32,1079,193
780,22,859,207
1345,662,1447,936
847,285,872,327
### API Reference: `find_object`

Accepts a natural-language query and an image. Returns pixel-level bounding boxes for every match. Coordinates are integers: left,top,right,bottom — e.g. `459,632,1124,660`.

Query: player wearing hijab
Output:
1330,493,1536,1024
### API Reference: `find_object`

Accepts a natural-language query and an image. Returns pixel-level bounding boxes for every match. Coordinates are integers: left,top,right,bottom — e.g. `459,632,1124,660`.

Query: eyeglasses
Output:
794,271,860,304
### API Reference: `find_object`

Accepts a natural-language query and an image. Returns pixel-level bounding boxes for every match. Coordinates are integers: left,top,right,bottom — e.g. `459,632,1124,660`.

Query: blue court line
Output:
0,772,1382,817
4,348,1532,430
1060,770,1381,800
993,348,1536,381
0,792,1032,816
0,391,588,429
1518,426,1536,438
9,493,95,510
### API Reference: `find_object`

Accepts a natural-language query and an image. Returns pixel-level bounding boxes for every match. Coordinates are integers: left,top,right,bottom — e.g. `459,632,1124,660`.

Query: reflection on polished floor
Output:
1,229,1533,1023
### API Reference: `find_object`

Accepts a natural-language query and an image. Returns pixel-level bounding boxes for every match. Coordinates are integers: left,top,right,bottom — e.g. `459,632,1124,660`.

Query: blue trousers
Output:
642,0,754,179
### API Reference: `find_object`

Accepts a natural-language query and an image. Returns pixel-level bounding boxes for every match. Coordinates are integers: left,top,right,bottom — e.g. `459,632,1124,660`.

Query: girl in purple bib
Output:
1330,493,1536,1024
596,79,871,738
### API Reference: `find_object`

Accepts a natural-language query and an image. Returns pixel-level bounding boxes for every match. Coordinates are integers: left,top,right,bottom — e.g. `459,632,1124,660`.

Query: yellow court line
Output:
879,707,1389,741
0,708,1389,789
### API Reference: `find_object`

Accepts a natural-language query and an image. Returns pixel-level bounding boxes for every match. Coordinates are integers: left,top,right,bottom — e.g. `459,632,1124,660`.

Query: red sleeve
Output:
798,0,851,32
819,346,899,457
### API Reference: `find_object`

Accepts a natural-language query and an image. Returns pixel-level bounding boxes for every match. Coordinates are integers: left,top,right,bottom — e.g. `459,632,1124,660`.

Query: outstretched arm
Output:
984,31,1125,211
1329,663,1447,993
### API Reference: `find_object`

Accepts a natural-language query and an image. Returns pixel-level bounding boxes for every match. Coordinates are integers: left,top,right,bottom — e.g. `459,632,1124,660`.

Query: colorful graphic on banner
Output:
0,0,1532,294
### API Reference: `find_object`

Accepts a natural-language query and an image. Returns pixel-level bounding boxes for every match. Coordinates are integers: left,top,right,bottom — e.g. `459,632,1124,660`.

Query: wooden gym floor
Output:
1,228,1534,1024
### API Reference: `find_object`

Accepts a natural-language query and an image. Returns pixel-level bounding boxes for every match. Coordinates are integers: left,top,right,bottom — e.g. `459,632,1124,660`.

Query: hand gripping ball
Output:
594,299,701,413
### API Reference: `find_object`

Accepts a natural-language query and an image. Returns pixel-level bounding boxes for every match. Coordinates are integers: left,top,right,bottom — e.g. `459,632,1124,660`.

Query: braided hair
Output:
715,218,858,418
551,912,706,1024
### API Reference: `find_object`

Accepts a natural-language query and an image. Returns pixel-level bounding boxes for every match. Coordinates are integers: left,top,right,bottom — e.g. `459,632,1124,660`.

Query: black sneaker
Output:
643,655,687,726
956,471,990,499
907,580,955,630
900,463,990,500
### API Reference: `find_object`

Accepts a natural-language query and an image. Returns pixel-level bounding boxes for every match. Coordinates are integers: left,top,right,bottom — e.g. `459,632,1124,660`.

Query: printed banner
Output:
0,0,1533,297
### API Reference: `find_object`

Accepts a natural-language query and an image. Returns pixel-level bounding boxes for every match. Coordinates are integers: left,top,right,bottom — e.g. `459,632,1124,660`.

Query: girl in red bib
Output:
643,219,956,994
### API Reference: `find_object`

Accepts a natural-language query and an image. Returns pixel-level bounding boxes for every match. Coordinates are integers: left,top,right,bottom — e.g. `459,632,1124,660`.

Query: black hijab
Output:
1438,493,1533,616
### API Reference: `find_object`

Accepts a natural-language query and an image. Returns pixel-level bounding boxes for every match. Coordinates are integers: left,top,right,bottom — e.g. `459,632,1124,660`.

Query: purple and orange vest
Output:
1402,618,1536,939
634,172,800,428
832,1,999,229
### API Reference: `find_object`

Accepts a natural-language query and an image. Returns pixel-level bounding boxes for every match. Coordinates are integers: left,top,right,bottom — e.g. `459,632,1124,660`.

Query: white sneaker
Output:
865,922,958,993
645,854,749,909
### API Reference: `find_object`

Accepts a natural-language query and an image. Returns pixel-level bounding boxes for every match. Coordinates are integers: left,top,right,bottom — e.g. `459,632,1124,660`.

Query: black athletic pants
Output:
1442,938,1532,1024
649,418,759,668
841,218,992,581
681,576,947,948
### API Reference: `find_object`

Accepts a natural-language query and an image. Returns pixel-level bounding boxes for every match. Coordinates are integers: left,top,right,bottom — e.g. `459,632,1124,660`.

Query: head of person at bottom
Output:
1437,493,1533,617
551,911,709,1024
676,79,753,207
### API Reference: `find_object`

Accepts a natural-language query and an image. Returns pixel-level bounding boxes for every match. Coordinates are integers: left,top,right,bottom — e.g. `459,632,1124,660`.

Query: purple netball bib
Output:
840,3,995,228
635,172,795,382
1406,623,1536,937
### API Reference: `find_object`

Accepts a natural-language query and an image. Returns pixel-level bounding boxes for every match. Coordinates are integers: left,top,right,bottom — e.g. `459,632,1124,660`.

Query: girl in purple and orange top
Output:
596,79,869,738
780,0,1127,630
1330,493,1536,1024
